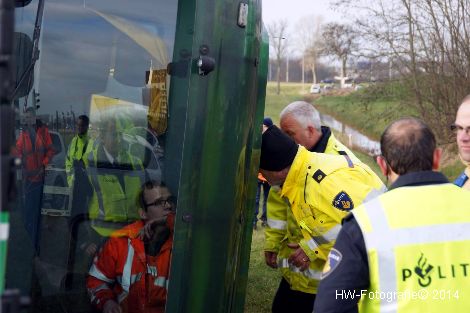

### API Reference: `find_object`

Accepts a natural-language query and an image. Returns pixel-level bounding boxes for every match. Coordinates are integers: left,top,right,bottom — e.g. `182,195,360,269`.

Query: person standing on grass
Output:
253,117,273,230
264,101,365,313
260,124,384,313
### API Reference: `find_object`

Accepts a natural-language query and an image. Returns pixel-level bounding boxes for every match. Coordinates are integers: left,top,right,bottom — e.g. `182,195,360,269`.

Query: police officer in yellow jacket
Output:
265,101,364,313
260,124,385,313
315,117,470,313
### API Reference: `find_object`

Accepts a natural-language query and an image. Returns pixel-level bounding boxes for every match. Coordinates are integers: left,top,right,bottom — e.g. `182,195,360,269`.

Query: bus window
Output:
8,1,180,312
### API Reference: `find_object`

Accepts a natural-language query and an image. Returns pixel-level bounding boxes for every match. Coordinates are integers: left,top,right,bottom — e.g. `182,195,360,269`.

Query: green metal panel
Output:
232,19,270,313
166,0,267,312
0,212,9,293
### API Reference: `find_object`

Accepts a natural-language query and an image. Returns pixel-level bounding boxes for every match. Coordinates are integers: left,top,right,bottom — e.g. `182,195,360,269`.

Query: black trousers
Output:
272,278,316,313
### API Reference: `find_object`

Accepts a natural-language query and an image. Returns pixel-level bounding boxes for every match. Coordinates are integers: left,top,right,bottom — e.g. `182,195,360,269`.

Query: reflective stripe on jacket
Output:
353,184,470,313
276,146,385,293
264,133,364,293
87,216,173,313
15,126,54,182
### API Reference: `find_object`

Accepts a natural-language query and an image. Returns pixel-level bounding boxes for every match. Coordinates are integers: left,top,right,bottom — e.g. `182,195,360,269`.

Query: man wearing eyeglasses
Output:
87,181,175,313
453,96,470,190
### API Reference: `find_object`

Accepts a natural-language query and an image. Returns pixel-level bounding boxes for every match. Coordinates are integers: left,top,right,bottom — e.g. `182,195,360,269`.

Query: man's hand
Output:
79,242,98,256
139,216,168,241
103,300,122,313
264,251,278,269
287,243,310,271
85,243,98,256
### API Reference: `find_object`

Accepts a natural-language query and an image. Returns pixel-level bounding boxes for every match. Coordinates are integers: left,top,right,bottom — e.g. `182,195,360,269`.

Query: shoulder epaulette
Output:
312,169,327,183
454,172,469,187
338,151,354,168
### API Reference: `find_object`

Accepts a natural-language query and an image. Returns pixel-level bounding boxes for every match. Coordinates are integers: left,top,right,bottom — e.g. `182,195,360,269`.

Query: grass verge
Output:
244,229,281,313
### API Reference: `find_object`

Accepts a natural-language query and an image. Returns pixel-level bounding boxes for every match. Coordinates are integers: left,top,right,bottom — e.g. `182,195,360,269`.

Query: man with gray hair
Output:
264,101,364,312
279,101,323,150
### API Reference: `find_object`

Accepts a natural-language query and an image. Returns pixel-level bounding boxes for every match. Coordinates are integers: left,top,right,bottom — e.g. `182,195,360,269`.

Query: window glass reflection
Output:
8,1,179,312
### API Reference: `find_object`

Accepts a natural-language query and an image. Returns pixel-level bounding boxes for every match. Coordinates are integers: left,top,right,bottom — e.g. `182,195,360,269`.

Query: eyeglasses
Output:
145,196,176,208
450,124,470,136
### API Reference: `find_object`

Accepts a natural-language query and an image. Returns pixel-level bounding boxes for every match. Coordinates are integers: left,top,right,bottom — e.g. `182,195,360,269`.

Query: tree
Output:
267,20,288,95
332,0,470,141
295,15,324,85
320,22,358,88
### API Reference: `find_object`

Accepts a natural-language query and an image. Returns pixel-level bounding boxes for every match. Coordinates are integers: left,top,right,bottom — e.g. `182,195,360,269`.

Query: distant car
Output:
42,130,70,215
343,79,354,88
310,84,321,94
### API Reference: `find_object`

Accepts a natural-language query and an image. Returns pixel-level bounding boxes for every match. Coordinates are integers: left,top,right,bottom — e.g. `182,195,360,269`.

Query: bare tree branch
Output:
267,20,289,94
320,22,358,87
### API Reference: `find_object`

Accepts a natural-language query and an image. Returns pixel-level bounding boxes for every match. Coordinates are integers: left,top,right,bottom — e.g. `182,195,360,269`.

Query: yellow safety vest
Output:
87,140,145,236
271,146,385,293
65,134,90,187
265,133,363,293
353,183,470,312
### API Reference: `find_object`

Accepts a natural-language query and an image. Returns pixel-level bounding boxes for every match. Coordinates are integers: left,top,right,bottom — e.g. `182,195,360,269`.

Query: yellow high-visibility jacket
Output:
87,140,145,236
354,182,470,312
65,134,90,187
267,146,385,294
265,133,358,252
265,133,359,293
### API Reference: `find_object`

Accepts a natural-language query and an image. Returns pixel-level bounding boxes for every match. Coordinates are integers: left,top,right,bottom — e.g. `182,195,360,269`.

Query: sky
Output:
262,0,341,26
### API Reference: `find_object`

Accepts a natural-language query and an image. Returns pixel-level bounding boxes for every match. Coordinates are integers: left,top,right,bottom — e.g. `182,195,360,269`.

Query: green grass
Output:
244,229,281,313
313,83,418,140
441,159,466,181
264,82,310,126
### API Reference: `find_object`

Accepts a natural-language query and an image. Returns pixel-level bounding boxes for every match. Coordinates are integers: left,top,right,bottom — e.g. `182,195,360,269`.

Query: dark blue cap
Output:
263,117,273,127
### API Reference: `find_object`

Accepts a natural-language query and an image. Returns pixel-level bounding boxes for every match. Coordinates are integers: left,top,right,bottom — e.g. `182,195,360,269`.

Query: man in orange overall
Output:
87,181,175,313
15,107,54,250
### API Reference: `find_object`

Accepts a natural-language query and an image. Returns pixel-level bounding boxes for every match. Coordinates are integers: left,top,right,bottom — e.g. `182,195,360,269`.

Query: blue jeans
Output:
253,180,270,225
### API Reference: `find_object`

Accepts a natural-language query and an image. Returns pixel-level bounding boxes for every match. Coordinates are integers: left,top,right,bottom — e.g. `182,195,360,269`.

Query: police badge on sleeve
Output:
332,191,354,211
321,248,343,279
